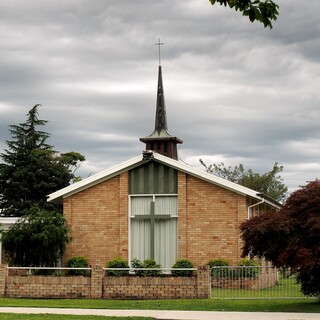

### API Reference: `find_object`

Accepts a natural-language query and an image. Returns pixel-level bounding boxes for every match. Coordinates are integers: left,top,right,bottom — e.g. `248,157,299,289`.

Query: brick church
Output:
48,65,280,268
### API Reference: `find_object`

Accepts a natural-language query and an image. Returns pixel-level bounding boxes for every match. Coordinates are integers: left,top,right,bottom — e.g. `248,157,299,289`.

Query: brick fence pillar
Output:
90,265,103,299
0,264,8,297
197,265,211,298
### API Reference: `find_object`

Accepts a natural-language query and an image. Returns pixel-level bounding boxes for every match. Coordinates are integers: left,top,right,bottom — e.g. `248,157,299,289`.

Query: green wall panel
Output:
129,161,177,194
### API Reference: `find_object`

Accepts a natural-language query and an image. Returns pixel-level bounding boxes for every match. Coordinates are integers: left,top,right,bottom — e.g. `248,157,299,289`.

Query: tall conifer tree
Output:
0,104,84,216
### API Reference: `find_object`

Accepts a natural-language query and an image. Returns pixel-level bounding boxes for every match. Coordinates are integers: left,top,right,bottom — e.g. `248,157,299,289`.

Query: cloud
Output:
0,0,319,195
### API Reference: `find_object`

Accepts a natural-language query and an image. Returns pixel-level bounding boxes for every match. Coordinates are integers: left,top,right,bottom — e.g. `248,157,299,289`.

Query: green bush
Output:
131,258,161,276
67,256,89,276
207,258,230,277
32,269,55,276
238,258,261,278
105,257,129,276
171,259,194,277
131,258,144,276
142,258,161,276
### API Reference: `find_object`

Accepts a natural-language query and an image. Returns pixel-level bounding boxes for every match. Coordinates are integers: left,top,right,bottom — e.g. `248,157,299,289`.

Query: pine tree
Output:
0,104,84,216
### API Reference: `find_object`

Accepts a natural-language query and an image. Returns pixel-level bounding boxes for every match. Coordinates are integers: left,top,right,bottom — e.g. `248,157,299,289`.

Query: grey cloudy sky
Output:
1,0,319,194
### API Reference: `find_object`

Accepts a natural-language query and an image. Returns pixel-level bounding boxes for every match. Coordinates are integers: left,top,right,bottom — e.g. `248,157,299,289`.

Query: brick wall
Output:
63,172,128,267
0,265,211,299
63,167,249,267
104,276,198,299
104,266,211,299
0,264,7,297
5,274,91,298
178,172,248,266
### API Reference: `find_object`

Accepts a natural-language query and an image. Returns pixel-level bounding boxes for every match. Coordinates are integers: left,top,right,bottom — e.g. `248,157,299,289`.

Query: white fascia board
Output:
152,153,264,201
0,217,19,231
0,217,19,225
47,155,145,203
48,151,280,208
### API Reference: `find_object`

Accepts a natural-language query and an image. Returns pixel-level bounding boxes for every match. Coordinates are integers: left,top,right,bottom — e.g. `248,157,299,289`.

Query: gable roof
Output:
47,151,280,208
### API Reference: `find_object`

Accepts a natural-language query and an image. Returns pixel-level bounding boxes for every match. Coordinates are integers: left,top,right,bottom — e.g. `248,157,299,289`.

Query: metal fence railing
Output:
211,266,307,299
6,266,198,277
104,267,197,276
7,266,92,276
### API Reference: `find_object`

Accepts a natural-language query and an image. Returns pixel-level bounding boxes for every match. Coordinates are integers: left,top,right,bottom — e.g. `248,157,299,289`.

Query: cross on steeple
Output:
155,38,164,66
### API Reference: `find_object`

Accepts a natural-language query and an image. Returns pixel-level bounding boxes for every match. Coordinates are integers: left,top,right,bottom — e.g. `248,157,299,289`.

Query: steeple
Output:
140,65,183,160
155,65,167,132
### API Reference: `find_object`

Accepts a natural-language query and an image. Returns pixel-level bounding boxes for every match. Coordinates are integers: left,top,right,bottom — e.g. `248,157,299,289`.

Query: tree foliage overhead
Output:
200,160,287,202
0,205,71,267
240,180,320,296
0,104,85,216
209,0,279,29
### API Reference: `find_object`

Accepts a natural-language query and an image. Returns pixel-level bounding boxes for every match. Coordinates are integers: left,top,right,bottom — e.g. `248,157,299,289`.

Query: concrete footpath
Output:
0,307,319,320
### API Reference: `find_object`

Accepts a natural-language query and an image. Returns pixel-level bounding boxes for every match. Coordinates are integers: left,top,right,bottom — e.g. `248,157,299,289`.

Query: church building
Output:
48,64,280,268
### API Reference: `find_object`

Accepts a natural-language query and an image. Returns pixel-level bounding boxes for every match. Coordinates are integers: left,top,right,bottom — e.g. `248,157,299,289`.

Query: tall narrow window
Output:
130,195,177,268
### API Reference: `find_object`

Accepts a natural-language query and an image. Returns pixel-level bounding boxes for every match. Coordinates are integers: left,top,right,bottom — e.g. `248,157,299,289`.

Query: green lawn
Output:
0,315,152,320
212,276,305,299
0,298,319,313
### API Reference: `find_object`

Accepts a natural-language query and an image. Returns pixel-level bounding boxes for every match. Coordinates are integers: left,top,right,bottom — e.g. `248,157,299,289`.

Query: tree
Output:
0,104,85,216
240,180,320,296
57,151,86,183
200,160,287,202
0,205,70,267
209,0,279,29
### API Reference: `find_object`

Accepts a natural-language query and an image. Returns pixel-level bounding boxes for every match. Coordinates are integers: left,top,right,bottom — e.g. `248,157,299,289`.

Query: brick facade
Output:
178,172,247,265
63,173,129,266
63,166,251,267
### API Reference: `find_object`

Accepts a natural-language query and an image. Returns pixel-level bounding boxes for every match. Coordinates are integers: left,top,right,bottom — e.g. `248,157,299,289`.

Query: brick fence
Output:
0,264,211,299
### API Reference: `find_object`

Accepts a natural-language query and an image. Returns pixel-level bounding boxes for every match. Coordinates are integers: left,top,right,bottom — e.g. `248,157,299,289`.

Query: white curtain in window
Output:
130,195,177,268
155,196,178,217
131,196,152,217
154,219,177,268
131,196,152,261
131,219,151,262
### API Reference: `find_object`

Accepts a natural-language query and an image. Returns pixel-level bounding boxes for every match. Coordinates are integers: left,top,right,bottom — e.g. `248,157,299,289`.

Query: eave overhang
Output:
47,155,145,204
47,151,281,209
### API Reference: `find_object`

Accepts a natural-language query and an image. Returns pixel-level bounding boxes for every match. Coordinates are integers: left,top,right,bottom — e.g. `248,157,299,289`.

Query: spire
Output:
140,64,183,160
155,65,167,132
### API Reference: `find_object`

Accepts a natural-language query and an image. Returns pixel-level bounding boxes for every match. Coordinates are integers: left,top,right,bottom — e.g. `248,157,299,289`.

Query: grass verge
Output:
0,315,153,320
0,298,319,313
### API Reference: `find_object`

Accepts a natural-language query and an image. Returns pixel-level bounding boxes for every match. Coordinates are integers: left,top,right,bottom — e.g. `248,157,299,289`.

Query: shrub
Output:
32,269,55,276
171,259,194,277
131,258,144,276
105,257,129,276
131,258,161,276
142,258,161,276
67,256,89,276
207,258,230,277
238,258,260,278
